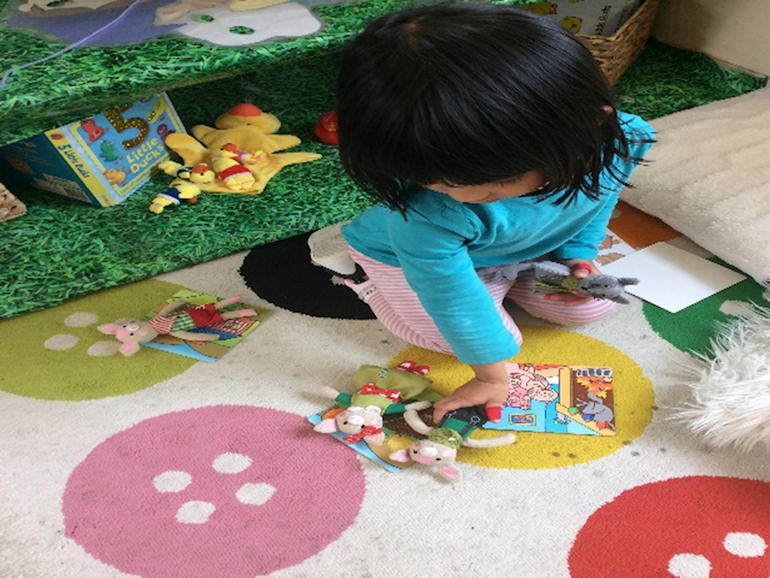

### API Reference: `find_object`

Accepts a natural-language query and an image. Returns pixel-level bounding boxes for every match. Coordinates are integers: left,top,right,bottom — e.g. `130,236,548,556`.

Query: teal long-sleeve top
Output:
342,112,654,365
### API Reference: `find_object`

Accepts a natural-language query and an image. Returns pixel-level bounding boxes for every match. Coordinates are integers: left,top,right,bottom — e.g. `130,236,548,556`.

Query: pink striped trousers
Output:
348,247,615,356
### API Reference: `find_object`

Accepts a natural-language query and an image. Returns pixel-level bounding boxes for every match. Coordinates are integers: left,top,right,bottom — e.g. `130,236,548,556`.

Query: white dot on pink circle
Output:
176,501,216,524
153,470,192,493
212,452,252,474
236,483,276,505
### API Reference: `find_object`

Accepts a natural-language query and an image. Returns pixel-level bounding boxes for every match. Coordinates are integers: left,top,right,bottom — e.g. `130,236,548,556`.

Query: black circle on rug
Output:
239,231,376,319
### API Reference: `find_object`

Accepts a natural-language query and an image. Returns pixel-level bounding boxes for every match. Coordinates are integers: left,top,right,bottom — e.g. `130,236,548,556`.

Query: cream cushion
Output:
622,87,770,284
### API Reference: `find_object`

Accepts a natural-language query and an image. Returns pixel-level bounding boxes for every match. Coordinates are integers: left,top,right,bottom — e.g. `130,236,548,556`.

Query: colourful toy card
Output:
484,363,616,436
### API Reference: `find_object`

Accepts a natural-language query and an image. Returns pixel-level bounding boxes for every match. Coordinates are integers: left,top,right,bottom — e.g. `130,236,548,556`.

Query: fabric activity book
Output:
307,362,444,473
484,363,616,436
308,404,442,474
143,289,270,362
309,361,616,474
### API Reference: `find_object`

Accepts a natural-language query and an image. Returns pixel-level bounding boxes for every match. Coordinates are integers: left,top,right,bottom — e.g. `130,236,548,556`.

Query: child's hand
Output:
543,259,600,304
432,361,510,424
563,259,600,279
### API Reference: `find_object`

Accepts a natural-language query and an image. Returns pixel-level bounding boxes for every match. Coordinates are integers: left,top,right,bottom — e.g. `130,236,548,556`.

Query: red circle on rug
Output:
569,476,770,577
62,406,366,577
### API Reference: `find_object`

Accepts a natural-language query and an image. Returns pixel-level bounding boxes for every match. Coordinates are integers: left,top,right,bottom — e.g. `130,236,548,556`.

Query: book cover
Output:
0,93,185,206
484,363,616,436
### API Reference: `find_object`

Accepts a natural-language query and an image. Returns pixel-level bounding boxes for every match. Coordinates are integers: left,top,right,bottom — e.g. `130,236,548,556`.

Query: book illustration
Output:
142,289,270,362
596,229,636,266
484,363,616,436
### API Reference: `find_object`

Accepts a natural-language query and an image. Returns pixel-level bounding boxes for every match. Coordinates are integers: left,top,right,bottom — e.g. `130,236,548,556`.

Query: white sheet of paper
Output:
600,242,746,313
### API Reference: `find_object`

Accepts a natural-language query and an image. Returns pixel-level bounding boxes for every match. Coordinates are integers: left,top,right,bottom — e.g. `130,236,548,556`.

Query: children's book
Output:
483,363,616,436
142,289,270,362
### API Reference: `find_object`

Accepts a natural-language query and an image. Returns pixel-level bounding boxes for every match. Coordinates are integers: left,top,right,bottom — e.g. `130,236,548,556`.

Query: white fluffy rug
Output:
676,303,770,452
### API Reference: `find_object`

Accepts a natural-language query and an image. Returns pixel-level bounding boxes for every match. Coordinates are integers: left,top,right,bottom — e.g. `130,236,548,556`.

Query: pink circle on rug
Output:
569,476,770,577
63,405,366,577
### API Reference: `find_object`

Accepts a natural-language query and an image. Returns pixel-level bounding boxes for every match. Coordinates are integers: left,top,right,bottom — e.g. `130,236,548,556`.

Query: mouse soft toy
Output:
314,361,434,445
500,260,639,304
389,403,516,483
98,296,257,356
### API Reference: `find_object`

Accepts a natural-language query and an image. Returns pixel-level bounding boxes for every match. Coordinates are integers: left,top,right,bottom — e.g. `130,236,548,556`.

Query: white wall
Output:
654,0,770,77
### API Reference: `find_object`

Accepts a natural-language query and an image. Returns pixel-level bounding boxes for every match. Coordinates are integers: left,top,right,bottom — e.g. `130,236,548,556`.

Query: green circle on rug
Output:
389,325,654,470
0,280,197,401
642,264,766,356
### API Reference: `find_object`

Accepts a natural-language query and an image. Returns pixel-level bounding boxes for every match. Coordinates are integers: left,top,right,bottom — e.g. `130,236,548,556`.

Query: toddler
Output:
333,2,654,423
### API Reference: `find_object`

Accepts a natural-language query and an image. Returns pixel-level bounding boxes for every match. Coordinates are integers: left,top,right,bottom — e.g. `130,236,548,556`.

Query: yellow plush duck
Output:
188,163,216,184
149,180,201,214
210,143,257,191
214,103,281,132
163,103,320,194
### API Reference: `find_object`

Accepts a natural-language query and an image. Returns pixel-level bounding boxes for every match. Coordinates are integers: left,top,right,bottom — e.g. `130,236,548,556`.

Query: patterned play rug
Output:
1,203,768,576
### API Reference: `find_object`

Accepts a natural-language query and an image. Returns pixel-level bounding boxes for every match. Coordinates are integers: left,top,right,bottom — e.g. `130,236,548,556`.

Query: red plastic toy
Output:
315,111,338,145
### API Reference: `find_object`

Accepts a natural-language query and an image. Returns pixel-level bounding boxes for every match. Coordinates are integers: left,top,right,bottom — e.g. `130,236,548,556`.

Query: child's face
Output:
427,170,549,204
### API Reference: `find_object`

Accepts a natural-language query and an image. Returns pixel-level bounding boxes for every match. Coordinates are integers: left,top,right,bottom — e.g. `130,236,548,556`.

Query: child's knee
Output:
551,301,616,327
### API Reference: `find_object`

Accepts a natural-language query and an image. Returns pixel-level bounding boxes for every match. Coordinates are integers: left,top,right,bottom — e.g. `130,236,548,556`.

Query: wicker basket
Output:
578,0,660,85
0,181,26,223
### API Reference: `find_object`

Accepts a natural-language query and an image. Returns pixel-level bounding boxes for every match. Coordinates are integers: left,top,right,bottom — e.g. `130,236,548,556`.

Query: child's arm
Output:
387,209,520,366
432,361,509,424
555,112,655,263
553,193,618,262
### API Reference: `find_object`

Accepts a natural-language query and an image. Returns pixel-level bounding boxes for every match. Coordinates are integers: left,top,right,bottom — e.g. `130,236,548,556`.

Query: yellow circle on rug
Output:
0,280,196,401
389,325,654,470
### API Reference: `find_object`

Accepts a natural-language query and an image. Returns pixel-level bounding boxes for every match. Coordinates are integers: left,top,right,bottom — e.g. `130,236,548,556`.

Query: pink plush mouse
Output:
98,296,257,356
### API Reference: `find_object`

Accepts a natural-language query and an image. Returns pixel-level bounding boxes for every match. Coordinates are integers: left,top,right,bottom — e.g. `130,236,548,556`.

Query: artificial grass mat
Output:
0,38,766,319
0,0,475,146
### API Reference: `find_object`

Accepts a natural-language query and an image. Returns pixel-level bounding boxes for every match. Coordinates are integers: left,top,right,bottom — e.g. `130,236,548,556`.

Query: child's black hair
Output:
336,1,646,215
